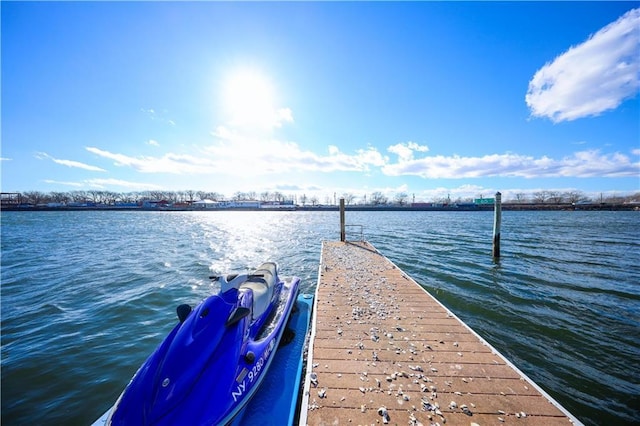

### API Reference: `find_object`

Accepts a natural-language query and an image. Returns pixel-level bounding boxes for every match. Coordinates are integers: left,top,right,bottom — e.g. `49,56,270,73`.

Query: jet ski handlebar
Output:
210,273,266,293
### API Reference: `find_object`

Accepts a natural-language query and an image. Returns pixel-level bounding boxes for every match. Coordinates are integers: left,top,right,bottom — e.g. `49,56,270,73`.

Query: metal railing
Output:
344,224,365,241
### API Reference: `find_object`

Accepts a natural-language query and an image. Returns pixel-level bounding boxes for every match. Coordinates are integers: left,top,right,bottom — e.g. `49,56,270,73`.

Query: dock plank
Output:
301,241,581,425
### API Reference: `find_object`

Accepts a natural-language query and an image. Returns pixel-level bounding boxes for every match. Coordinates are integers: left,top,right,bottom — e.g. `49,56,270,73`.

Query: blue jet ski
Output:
102,262,301,425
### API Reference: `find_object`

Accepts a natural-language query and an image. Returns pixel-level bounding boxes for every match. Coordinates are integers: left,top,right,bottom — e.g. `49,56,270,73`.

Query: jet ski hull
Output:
96,265,301,426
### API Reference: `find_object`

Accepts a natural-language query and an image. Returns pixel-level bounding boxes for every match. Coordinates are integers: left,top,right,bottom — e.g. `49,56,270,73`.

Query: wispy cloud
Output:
43,178,162,190
141,108,176,126
86,128,388,177
86,146,213,174
87,86,640,183
36,152,106,172
1,157,12,161
43,179,84,187
141,108,157,118
206,128,387,175
526,8,640,122
86,126,639,182
147,139,159,147
383,147,639,178
85,178,163,190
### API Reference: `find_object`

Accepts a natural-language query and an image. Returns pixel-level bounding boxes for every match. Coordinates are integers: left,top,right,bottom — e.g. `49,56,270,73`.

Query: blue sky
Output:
2,1,639,203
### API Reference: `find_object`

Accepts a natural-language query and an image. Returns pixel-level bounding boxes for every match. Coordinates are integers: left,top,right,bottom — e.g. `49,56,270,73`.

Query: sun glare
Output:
222,69,279,129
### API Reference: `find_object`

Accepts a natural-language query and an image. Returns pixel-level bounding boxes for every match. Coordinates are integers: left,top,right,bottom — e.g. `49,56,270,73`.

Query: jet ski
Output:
102,262,301,425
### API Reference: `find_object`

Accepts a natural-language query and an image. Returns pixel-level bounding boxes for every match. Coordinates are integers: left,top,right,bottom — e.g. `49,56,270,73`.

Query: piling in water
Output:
493,191,502,258
339,198,346,242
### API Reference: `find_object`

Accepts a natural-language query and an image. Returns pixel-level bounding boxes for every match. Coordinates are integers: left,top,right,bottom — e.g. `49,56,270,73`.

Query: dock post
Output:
493,191,502,258
339,198,346,241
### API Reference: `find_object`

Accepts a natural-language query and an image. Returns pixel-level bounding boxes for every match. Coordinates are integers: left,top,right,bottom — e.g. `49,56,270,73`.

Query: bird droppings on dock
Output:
301,241,582,426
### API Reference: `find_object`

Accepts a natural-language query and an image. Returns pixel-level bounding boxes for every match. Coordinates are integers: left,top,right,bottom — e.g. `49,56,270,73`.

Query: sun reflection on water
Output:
175,211,331,298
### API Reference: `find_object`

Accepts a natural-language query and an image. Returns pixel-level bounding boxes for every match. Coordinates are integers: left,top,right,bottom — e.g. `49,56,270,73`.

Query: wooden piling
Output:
493,191,502,259
339,198,345,242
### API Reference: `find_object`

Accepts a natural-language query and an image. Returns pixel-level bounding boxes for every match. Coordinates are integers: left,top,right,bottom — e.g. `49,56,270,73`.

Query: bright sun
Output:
222,69,279,129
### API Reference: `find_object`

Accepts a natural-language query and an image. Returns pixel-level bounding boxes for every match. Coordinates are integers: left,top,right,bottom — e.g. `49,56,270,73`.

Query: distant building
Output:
193,199,218,209
232,200,260,209
141,200,169,209
1,193,21,208
210,200,261,209
261,200,295,209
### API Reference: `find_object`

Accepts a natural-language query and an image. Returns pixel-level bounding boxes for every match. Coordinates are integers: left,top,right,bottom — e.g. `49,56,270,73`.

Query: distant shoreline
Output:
2,203,637,212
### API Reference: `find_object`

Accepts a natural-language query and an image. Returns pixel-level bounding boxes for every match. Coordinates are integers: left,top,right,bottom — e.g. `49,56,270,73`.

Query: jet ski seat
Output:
240,262,278,320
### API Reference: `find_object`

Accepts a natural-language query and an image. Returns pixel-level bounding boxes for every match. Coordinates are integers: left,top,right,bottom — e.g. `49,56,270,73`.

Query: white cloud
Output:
36,152,106,172
85,132,638,184
526,8,640,122
388,141,430,162
1,157,12,161
85,178,163,190
86,128,392,181
382,149,639,178
86,146,214,174
354,147,388,168
147,139,159,146
43,178,163,190
205,128,387,175
43,179,84,187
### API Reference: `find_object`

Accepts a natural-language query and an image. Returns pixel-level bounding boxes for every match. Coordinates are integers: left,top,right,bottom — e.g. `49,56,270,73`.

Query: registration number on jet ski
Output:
232,341,276,402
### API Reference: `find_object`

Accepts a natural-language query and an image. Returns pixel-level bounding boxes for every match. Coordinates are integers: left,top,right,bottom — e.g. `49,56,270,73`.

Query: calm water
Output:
1,210,639,425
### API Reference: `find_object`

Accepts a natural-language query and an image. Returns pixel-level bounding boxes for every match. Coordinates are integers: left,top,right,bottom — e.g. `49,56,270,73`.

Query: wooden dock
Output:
300,241,582,426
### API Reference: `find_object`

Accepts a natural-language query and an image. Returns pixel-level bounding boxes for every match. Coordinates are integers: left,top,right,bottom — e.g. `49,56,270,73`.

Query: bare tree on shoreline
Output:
2,189,639,208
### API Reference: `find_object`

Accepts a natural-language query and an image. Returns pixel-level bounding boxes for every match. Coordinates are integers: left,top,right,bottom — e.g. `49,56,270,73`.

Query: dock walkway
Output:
300,241,581,426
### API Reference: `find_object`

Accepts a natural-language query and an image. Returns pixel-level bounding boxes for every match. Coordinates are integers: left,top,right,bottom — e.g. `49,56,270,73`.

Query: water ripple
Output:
1,210,639,425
